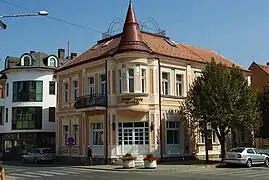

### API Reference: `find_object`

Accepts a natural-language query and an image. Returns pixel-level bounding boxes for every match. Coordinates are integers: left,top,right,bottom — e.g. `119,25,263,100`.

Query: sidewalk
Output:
72,163,218,172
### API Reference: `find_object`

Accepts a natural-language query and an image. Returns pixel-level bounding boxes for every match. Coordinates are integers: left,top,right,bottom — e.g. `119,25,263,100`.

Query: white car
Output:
224,147,269,168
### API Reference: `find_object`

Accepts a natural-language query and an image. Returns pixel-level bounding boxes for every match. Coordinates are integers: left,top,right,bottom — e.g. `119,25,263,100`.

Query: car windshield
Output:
229,148,245,153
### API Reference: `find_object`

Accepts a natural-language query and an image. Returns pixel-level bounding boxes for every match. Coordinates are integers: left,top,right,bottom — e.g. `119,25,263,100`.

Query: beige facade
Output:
55,1,249,159
55,53,225,158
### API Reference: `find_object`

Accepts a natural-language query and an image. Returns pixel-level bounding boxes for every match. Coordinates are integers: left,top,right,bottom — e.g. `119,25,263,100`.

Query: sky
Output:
0,0,269,70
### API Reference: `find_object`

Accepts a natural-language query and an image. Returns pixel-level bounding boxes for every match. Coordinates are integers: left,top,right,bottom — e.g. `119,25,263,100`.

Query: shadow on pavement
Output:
158,159,221,166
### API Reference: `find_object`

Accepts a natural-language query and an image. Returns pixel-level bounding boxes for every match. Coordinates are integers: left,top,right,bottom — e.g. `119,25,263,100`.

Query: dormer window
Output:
5,57,9,69
21,54,32,66
48,56,57,67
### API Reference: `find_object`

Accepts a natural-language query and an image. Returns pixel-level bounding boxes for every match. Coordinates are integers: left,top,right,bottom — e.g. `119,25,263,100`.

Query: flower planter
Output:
122,159,136,169
144,159,157,169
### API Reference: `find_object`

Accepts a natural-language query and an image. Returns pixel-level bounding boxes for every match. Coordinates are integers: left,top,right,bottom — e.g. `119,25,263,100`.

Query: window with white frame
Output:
73,124,78,145
92,123,104,145
141,69,146,93
73,80,79,101
99,74,106,95
119,70,122,93
63,83,68,103
162,72,169,95
176,74,183,96
88,77,95,95
198,121,217,144
128,69,134,92
166,121,180,144
63,125,68,145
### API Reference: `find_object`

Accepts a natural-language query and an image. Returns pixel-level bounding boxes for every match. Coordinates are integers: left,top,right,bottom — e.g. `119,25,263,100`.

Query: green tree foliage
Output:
180,60,262,161
257,85,269,138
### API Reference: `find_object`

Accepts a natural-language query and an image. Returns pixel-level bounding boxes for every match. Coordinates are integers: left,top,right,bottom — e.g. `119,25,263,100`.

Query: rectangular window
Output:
5,108,8,123
63,83,68,103
166,121,180,144
73,124,78,145
141,69,146,93
119,70,122,93
63,125,68,145
176,74,183,96
6,83,9,97
49,107,55,122
0,108,3,125
128,69,134,92
12,107,42,130
49,81,56,95
88,77,95,95
162,72,169,95
198,122,216,144
99,74,106,95
12,81,43,102
73,80,79,101
92,123,104,145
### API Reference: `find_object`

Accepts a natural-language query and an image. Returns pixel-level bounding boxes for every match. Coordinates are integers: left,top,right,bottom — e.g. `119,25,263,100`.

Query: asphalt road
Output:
2,164,269,180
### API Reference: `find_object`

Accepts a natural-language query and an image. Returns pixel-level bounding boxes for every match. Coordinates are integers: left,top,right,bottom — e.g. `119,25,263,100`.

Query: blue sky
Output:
0,0,269,70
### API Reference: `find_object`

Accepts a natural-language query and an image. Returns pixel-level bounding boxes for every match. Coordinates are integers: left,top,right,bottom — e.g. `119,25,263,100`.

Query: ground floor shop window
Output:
73,124,78,145
92,123,104,145
12,107,42,130
118,122,149,145
63,125,68,145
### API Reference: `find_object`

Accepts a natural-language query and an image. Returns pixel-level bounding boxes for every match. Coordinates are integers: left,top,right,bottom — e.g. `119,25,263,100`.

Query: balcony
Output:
74,93,107,109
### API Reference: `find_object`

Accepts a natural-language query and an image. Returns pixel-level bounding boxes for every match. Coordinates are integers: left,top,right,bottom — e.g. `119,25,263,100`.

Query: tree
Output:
180,60,262,162
257,85,269,138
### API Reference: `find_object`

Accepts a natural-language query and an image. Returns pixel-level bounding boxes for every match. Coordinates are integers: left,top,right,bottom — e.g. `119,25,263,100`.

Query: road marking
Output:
5,175,22,180
11,173,40,178
24,171,54,177
37,170,66,175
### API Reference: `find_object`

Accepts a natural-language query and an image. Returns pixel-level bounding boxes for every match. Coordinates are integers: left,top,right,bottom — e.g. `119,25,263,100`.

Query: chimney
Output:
58,49,65,59
71,53,77,60
267,62,269,66
30,51,35,54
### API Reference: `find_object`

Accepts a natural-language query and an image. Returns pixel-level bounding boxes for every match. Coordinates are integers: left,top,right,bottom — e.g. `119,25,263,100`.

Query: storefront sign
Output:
121,97,143,105
18,133,36,140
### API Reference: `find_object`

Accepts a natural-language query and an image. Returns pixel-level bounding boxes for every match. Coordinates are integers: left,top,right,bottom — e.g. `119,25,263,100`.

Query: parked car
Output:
224,147,269,168
21,148,56,164
260,144,269,155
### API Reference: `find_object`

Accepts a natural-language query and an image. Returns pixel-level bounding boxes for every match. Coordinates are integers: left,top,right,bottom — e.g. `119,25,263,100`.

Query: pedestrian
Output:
0,162,6,180
87,146,92,165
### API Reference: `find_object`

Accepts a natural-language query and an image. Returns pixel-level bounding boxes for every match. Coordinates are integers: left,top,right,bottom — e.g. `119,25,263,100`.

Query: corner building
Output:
55,2,249,161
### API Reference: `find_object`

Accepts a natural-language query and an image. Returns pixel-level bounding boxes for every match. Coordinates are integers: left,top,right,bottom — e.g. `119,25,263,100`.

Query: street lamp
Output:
0,11,49,30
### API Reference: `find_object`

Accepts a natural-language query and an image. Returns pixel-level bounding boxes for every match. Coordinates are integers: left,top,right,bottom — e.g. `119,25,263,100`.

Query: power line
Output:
0,0,102,33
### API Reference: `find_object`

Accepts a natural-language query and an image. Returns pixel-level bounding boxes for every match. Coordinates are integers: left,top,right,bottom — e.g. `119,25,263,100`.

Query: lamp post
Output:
0,11,48,29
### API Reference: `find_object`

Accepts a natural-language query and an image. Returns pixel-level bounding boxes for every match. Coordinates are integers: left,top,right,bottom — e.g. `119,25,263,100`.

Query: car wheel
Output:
34,158,38,164
246,159,252,168
264,158,269,167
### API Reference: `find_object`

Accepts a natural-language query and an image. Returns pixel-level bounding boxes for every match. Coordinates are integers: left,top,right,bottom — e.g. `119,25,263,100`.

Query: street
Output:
3,164,269,180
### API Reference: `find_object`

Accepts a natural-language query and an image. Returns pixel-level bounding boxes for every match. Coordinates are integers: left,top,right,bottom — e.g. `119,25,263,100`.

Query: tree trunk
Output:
220,135,226,162
204,123,209,163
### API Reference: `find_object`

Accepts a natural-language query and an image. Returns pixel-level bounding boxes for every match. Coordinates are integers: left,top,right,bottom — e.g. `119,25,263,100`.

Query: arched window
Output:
5,57,9,69
21,54,32,66
48,56,58,67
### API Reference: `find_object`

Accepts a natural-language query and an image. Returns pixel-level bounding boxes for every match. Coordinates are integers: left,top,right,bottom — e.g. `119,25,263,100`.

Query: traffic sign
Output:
67,136,74,146
0,20,7,30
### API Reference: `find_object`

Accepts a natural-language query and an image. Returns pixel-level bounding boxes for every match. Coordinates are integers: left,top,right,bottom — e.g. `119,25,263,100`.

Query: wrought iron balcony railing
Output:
74,93,107,109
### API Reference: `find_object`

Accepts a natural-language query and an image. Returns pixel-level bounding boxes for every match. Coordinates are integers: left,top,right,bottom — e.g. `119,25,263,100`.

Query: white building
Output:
0,49,73,157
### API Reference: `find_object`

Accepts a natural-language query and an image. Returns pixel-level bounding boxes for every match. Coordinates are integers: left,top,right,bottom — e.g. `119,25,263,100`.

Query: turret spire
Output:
116,1,151,53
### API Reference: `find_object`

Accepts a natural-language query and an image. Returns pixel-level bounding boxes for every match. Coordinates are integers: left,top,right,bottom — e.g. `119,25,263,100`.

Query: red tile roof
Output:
56,1,246,72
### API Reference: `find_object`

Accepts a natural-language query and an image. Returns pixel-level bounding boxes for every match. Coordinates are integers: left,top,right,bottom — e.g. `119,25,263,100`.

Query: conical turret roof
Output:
116,1,152,54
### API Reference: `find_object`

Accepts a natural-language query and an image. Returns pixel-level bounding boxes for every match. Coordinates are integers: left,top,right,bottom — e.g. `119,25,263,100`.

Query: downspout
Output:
105,59,109,164
158,58,163,160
